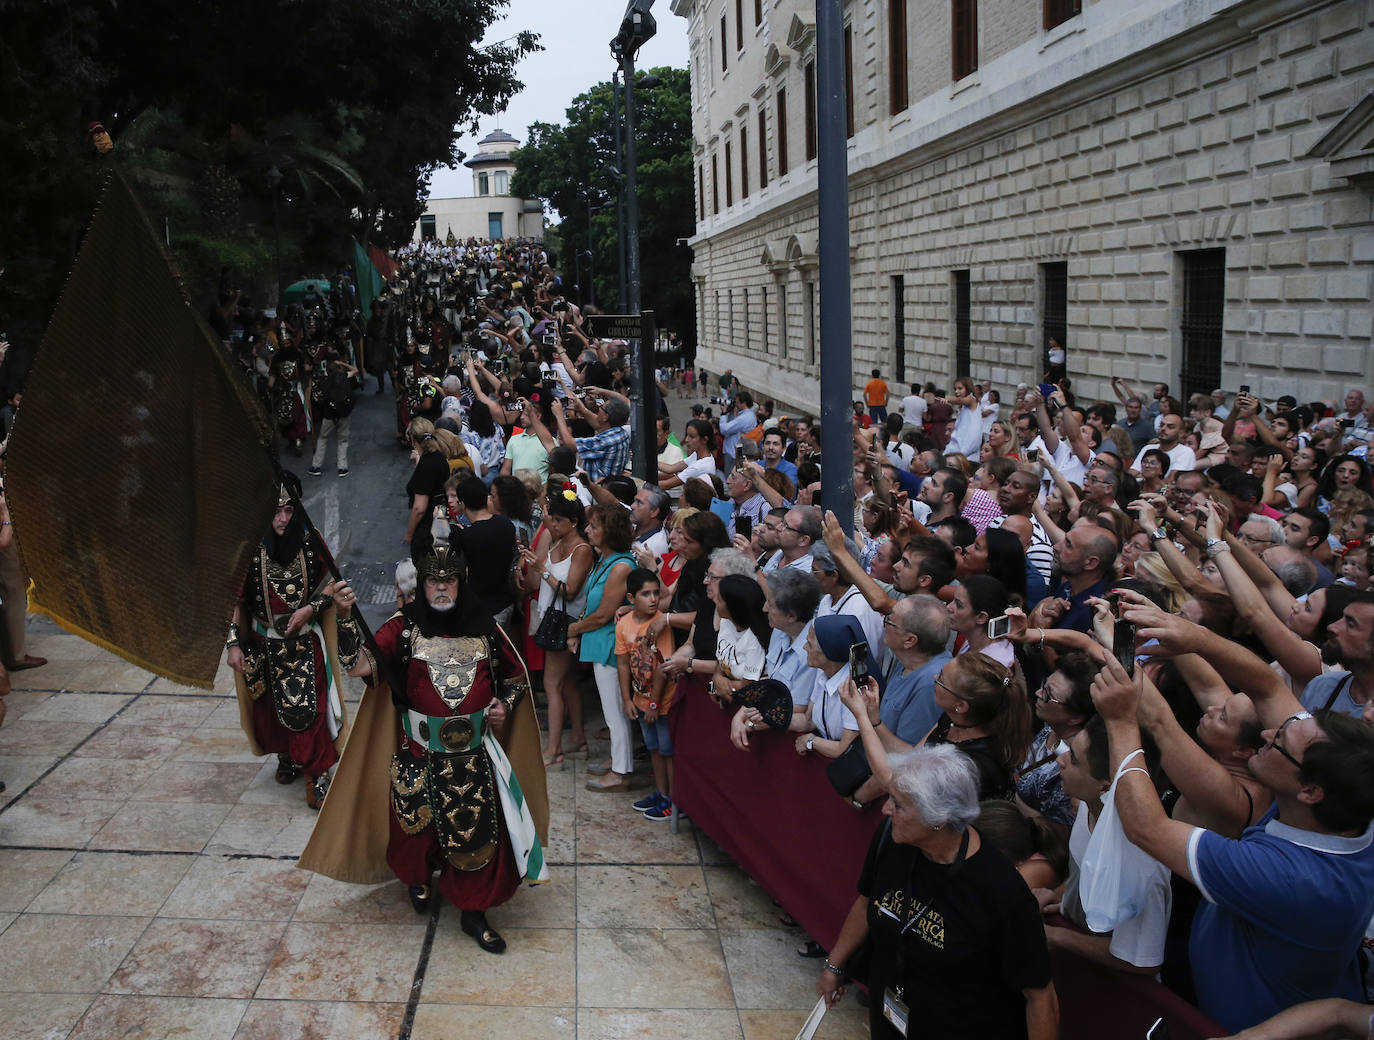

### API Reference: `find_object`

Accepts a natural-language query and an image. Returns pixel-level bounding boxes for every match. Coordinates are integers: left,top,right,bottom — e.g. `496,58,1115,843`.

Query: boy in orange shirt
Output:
615,568,678,819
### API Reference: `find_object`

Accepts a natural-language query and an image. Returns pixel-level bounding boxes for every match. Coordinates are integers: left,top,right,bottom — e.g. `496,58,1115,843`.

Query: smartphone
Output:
1238,384,1250,395
1339,418,1355,429
1114,619,1137,677
736,515,752,540
1145,1018,1170,1040
1037,383,1057,398
849,642,869,689
987,614,1011,639
1026,448,1040,463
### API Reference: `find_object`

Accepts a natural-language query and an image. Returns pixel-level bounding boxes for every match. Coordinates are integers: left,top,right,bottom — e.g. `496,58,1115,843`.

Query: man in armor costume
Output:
298,545,549,955
226,478,357,807
268,348,311,455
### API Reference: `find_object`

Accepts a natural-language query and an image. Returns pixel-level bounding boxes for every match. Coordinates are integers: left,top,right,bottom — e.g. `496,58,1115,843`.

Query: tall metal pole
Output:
611,71,629,312
816,0,854,535
621,50,656,480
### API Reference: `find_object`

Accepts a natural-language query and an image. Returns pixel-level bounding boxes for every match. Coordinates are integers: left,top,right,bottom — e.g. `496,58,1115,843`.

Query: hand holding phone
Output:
1114,619,1137,677
849,642,869,690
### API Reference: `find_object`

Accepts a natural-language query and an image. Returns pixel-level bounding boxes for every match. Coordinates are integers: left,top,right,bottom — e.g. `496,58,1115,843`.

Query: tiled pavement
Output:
0,622,868,1040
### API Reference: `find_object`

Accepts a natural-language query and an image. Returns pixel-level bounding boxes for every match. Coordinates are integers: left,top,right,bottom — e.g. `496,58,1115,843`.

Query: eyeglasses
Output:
882,615,900,630
1035,684,1068,705
782,523,806,535
704,573,721,584
1267,711,1312,770
934,675,956,697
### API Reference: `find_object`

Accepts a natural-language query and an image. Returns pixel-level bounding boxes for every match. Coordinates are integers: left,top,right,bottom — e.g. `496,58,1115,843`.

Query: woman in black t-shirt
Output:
404,418,455,565
817,745,1058,1040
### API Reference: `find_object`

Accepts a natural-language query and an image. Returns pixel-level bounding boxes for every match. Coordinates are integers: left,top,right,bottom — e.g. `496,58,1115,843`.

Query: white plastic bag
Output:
1078,752,1158,933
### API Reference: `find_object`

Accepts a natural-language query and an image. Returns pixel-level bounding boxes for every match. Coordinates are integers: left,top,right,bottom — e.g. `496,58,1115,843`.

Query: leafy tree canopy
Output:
512,66,695,351
0,0,539,379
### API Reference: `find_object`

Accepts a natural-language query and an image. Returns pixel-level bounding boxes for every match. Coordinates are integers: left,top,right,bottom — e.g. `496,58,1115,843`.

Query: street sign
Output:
586,313,642,340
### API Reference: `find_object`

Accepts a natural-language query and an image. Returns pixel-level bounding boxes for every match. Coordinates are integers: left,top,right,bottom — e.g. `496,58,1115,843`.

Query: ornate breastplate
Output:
411,634,488,711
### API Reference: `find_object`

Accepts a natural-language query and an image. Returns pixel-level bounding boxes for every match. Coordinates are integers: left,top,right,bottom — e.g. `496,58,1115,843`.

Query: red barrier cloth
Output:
670,676,1226,1039
669,676,884,948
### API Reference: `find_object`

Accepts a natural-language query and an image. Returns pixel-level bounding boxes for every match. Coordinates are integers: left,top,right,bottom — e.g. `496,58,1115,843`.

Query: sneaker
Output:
307,466,322,476
643,801,673,821
337,468,349,477
632,791,664,812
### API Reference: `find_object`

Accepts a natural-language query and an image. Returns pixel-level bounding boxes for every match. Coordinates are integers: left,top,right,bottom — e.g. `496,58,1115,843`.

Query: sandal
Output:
542,751,565,768
586,760,613,777
9,655,45,672
275,754,301,785
585,775,631,793
797,939,827,959
566,742,590,759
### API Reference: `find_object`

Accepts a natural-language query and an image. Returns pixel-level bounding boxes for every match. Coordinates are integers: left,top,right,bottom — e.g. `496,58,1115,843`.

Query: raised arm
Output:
822,510,899,615
1136,674,1265,837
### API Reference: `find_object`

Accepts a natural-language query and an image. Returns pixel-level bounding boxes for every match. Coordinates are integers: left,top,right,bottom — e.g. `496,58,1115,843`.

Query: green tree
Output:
0,0,538,384
512,66,695,350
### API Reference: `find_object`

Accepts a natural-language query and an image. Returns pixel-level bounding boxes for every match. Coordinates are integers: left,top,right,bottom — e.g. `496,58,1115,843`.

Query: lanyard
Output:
889,829,970,1000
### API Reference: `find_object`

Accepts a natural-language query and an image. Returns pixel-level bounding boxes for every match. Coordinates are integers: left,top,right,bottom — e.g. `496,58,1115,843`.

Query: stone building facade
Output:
673,0,1374,414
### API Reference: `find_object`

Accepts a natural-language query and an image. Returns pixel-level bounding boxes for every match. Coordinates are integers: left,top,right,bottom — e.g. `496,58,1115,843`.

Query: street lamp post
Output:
612,0,658,481
611,71,629,312
815,0,855,535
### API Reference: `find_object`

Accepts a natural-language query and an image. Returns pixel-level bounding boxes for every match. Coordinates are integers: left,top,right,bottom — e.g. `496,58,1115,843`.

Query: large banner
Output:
7,170,278,687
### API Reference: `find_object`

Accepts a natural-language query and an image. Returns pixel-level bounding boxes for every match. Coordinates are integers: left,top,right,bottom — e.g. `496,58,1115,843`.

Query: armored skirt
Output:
299,617,549,907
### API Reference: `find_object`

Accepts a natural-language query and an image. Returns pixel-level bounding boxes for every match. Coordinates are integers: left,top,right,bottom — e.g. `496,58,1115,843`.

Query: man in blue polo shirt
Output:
1092,606,1374,1034
1032,518,1117,634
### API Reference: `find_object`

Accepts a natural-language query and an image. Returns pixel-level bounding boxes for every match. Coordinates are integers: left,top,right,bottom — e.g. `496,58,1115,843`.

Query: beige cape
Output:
297,622,550,884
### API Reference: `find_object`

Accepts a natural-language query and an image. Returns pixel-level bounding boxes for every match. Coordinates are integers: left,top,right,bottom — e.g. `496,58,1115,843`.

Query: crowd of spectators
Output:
219,236,1374,1037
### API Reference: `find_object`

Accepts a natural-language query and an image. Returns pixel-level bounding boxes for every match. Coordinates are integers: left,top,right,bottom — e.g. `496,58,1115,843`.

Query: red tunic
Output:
375,614,523,911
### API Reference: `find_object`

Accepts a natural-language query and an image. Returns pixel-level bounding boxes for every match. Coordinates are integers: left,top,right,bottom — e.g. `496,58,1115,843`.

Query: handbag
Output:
825,737,872,798
1078,750,1161,932
533,581,572,651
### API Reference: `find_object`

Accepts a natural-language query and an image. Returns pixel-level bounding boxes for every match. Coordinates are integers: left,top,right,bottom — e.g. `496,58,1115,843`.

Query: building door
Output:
488,212,504,240
420,215,437,240
1180,249,1225,400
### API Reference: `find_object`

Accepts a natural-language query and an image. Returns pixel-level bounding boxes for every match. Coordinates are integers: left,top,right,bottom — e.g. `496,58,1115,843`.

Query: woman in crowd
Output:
1272,445,1323,510
986,419,1019,460
925,653,1032,801
977,799,1069,892
463,400,506,486
660,510,730,646
1119,528,1153,577
795,614,872,761
710,573,770,701
491,473,534,546
1015,650,1098,827
858,498,899,574
946,376,985,458
523,485,593,766
946,574,1016,669
817,745,1058,1039
567,504,638,792
1138,448,1170,496
403,417,459,564
1317,454,1374,514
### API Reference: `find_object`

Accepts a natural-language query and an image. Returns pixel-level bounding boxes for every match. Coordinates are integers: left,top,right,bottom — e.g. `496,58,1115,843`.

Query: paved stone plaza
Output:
0,622,867,1040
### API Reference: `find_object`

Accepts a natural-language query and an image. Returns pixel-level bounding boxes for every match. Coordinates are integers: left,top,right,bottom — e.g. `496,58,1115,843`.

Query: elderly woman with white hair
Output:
818,744,1058,1040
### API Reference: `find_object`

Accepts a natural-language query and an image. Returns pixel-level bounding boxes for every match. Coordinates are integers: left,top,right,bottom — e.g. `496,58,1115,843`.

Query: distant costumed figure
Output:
226,479,355,807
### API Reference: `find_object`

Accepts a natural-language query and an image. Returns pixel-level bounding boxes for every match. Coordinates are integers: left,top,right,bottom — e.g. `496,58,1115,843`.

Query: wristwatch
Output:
647,701,658,711
1205,537,1231,559
1151,528,1169,542
805,737,815,752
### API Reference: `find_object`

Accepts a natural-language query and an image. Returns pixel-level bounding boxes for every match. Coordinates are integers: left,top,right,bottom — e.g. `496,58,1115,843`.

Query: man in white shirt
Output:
1131,412,1196,475
899,383,927,428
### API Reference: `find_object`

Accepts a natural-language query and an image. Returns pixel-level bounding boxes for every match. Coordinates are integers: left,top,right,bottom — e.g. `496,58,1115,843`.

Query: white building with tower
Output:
413,128,545,243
